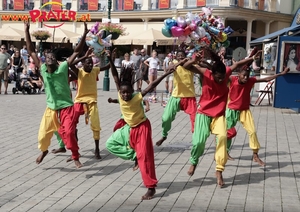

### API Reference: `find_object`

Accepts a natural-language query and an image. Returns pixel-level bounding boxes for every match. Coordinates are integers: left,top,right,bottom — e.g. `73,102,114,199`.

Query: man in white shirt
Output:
20,45,29,70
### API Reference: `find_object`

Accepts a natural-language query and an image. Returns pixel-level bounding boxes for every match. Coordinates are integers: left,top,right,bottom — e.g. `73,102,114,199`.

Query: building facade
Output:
0,0,295,53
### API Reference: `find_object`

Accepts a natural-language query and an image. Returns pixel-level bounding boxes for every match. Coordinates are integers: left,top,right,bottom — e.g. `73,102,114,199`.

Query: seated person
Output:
29,67,43,92
20,69,34,89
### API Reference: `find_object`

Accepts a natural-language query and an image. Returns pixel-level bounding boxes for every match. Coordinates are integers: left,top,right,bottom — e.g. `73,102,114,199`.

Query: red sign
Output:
197,0,206,7
52,0,62,10
124,0,134,10
159,0,170,9
258,0,265,10
88,0,98,10
238,0,244,7
14,0,24,10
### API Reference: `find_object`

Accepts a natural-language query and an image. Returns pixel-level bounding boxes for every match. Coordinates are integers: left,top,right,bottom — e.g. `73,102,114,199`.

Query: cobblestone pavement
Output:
0,72,299,212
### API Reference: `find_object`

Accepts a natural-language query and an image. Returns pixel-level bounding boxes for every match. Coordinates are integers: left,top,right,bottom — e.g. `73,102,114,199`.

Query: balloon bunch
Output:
85,22,112,57
162,7,234,51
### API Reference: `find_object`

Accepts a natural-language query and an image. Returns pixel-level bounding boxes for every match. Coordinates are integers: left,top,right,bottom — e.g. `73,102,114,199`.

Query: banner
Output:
14,0,24,10
238,0,244,7
258,0,265,10
51,0,62,10
196,0,206,7
159,0,170,9
88,0,98,10
124,0,134,10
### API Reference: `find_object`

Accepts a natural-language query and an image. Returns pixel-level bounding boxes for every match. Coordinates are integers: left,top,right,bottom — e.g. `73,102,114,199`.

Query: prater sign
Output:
29,1,91,28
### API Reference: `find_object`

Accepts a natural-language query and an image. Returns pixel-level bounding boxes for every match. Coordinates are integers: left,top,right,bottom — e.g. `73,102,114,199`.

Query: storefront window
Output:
151,0,158,10
79,0,107,11
170,0,178,9
3,0,35,11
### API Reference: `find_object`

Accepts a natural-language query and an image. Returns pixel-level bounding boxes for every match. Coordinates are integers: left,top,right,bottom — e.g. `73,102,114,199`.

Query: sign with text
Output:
197,0,206,7
124,0,134,10
14,0,24,10
159,0,170,9
88,0,98,10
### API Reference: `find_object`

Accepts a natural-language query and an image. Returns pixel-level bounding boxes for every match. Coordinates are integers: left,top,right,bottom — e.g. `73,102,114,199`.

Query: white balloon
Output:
196,27,206,38
184,36,192,44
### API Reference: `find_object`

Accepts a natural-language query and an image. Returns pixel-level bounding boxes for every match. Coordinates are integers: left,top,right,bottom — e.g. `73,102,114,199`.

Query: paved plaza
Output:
0,72,300,212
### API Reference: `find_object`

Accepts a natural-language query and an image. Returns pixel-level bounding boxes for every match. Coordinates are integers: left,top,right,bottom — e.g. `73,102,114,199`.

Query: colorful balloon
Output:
171,26,184,37
222,40,230,48
183,26,192,36
189,22,197,31
196,27,206,38
184,36,192,44
162,26,172,37
190,31,200,41
177,17,187,28
224,26,234,35
164,18,177,30
178,35,187,41
208,26,220,35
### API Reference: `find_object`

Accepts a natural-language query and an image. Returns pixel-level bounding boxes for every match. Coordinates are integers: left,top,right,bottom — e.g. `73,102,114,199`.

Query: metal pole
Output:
39,40,43,58
102,0,112,91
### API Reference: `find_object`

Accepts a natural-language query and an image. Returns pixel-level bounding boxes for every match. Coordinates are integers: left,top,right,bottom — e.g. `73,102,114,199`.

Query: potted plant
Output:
98,23,127,40
31,28,51,40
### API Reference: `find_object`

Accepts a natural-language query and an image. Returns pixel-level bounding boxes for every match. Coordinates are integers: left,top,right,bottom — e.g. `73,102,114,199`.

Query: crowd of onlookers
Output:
0,44,43,94
119,48,175,100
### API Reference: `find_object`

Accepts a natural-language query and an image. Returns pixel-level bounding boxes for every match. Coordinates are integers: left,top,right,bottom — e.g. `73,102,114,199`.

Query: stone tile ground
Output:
0,72,299,212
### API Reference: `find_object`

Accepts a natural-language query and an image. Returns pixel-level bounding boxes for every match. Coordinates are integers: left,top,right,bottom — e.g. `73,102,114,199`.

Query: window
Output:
3,0,35,11
206,0,219,6
115,0,142,11
186,0,197,8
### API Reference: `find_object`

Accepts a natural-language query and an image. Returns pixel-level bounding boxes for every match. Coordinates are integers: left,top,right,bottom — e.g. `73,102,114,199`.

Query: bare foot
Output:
133,158,139,171
66,154,81,162
227,152,235,161
215,171,225,188
187,165,196,176
51,148,66,154
141,188,156,200
36,150,49,164
156,137,167,146
253,153,265,166
74,160,82,168
95,148,101,159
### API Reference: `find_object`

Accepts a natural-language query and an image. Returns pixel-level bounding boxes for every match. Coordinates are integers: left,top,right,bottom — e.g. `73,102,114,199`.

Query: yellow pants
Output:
38,107,60,152
190,113,228,172
226,108,260,152
74,102,101,140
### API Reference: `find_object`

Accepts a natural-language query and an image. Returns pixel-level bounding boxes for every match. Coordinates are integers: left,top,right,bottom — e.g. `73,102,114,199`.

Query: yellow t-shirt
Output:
118,92,146,127
172,60,195,98
74,67,100,104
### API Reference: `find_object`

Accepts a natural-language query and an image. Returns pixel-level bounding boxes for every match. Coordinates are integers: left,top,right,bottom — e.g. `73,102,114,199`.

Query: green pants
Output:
225,109,241,151
191,113,227,172
161,96,181,137
106,124,136,161
55,131,65,148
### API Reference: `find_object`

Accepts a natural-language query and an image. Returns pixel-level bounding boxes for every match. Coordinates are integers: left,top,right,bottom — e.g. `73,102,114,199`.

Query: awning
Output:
132,28,177,46
0,26,24,41
32,28,81,43
250,25,300,45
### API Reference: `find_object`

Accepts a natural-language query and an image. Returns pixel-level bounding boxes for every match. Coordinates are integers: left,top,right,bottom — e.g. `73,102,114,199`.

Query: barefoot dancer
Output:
226,64,290,166
25,21,89,168
106,49,185,200
184,48,262,187
156,50,197,146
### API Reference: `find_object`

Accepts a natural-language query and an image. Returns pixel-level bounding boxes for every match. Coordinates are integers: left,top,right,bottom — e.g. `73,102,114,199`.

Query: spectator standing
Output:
20,45,29,71
144,50,160,98
130,48,142,91
8,45,15,56
163,53,174,96
138,48,150,90
0,45,12,94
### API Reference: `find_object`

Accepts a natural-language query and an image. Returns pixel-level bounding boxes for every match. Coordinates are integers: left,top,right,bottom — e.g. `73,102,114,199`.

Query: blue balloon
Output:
205,32,211,41
164,18,177,30
224,26,234,35
162,26,172,38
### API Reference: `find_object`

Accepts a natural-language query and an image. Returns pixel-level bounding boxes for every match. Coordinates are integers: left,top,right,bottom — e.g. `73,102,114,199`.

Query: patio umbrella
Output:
113,32,135,45
131,28,177,46
0,26,25,41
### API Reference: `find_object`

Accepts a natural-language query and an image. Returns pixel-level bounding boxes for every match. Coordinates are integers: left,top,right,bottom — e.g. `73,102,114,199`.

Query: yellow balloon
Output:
220,32,227,42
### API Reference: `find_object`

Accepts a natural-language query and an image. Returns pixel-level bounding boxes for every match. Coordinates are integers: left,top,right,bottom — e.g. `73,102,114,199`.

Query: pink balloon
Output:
189,22,197,31
171,26,184,37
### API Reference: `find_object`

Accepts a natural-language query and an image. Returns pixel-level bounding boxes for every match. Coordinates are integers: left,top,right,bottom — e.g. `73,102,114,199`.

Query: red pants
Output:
130,119,157,188
113,119,127,132
227,127,237,139
57,106,80,160
180,97,197,133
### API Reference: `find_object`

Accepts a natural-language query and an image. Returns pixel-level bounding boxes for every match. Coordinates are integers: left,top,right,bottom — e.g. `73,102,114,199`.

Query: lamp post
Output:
103,0,112,91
